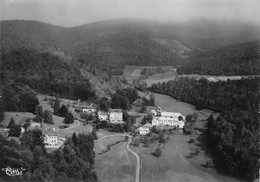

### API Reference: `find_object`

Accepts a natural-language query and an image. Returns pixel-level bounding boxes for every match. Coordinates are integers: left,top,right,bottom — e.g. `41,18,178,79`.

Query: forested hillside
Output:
149,78,260,181
1,49,96,101
1,19,260,74
178,41,260,75
0,131,97,181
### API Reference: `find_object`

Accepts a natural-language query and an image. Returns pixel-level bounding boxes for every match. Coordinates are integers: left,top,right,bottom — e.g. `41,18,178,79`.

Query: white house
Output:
152,111,185,128
138,126,150,135
98,111,109,121
44,128,58,146
150,109,157,116
82,106,96,114
109,109,123,123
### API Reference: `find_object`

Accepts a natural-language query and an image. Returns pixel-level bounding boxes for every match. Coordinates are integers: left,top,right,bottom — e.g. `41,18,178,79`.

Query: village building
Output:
97,111,109,121
82,106,96,114
152,111,185,128
44,128,58,146
109,109,123,123
150,109,157,116
138,126,150,135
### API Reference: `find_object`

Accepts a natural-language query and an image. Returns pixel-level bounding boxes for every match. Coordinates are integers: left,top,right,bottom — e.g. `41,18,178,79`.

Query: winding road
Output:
126,136,140,182
96,134,141,182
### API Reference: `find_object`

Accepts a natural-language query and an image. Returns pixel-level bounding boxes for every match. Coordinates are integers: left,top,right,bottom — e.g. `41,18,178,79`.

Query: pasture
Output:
94,135,126,155
123,65,175,83
148,91,218,120
1,112,35,126
144,71,177,87
95,141,136,182
131,134,237,182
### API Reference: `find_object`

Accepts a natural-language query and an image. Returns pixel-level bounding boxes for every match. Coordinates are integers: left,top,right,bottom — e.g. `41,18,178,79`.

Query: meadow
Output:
95,141,137,182
131,133,237,182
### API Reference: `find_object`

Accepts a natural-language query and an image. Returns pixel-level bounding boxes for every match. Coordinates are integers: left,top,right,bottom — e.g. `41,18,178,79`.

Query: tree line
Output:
1,48,96,102
0,129,97,182
178,41,260,75
149,77,259,181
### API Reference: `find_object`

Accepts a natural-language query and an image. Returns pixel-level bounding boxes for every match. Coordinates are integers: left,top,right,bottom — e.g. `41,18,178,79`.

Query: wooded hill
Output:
1,19,260,74
1,49,96,102
178,41,260,75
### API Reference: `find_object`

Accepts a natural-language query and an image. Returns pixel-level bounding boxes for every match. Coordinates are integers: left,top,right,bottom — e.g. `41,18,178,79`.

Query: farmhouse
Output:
98,111,109,121
152,111,185,128
44,128,58,146
138,126,150,135
109,109,123,123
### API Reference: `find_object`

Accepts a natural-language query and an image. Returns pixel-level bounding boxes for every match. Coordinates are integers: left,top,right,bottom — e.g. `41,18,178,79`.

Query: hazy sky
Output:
0,0,259,27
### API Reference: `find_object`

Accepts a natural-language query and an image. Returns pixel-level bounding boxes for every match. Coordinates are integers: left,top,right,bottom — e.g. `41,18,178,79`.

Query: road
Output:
96,133,141,182
126,136,141,182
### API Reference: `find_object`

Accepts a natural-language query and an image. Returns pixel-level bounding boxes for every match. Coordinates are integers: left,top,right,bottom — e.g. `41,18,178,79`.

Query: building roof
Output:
138,126,150,131
45,128,58,136
161,112,184,117
110,109,122,113
143,123,153,128
98,111,109,114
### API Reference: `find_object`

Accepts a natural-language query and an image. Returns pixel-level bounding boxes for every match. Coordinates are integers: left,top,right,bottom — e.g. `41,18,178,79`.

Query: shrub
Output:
133,139,140,147
188,139,195,143
152,147,162,157
205,160,214,168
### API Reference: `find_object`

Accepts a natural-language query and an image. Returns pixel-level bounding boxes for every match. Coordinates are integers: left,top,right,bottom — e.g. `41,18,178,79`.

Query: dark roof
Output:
45,128,57,136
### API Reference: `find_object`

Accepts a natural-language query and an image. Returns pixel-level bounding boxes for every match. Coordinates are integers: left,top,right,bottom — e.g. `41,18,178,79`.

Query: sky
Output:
0,0,259,27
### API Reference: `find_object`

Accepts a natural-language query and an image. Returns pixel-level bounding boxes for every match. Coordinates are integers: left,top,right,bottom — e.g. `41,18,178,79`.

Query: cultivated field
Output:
95,141,137,182
123,65,175,83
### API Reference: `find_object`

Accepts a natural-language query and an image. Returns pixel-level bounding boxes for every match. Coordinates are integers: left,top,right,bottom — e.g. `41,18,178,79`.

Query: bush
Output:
188,139,195,143
43,110,53,124
205,160,214,168
133,139,140,147
152,148,162,157
63,112,74,124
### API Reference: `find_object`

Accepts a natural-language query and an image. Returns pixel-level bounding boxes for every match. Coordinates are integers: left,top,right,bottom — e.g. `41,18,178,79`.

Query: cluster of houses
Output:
97,109,124,124
137,109,186,135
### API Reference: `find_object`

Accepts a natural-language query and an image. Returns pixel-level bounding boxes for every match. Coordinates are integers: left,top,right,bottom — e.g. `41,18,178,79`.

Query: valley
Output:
0,18,259,182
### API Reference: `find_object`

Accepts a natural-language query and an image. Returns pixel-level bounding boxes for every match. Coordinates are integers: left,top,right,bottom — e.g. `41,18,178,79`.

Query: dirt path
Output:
96,134,141,182
126,136,140,182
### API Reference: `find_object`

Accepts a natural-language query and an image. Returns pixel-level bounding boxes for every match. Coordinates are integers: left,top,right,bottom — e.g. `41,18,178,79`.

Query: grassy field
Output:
145,71,177,87
1,94,92,140
131,133,237,182
123,65,175,83
95,141,136,182
1,112,35,126
144,72,260,87
134,91,234,182
94,135,126,155
149,91,219,120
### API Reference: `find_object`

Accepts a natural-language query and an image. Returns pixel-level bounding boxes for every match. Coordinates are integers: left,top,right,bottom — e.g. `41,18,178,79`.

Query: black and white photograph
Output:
0,0,259,181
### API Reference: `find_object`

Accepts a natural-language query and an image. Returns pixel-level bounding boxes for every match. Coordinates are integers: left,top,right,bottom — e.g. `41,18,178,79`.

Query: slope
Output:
178,41,260,75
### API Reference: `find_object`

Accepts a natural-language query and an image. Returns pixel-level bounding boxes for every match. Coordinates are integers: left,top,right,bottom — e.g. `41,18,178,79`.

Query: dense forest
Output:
111,87,138,110
1,49,96,101
0,130,97,181
149,77,259,181
2,83,39,113
2,20,260,74
178,41,260,75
